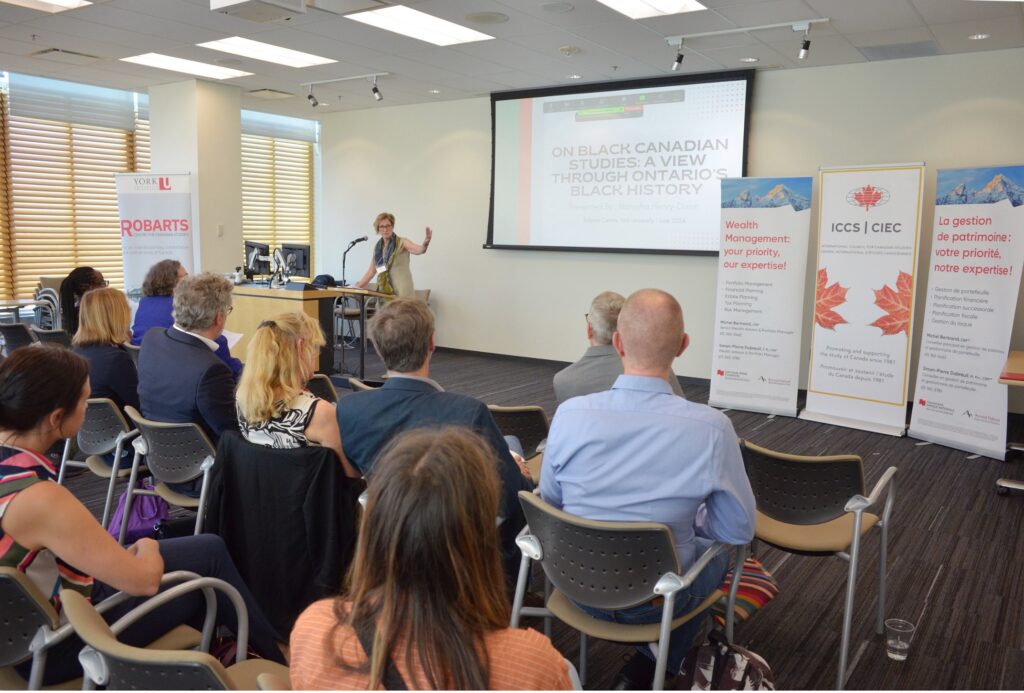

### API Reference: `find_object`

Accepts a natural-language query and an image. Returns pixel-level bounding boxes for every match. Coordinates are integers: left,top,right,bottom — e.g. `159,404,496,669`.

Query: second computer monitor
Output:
245,240,271,275
281,243,311,278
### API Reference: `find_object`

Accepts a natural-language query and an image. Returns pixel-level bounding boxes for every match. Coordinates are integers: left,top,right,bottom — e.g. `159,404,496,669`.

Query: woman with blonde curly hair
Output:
236,311,358,477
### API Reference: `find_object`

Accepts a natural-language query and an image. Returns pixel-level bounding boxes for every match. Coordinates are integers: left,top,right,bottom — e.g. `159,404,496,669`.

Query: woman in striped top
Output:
0,345,286,686
290,426,572,690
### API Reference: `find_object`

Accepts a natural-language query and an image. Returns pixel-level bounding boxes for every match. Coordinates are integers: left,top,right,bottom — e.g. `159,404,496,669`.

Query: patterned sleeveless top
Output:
239,390,322,449
0,446,93,611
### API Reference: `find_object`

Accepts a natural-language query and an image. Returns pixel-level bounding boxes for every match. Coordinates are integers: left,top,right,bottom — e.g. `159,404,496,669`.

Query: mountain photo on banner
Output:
936,167,1024,207
721,178,812,211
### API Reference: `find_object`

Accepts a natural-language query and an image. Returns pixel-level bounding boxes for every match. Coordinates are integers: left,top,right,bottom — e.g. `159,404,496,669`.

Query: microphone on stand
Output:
341,236,369,286
347,235,368,248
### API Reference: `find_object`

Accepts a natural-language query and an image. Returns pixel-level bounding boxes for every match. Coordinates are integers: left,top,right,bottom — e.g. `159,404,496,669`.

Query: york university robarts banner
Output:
801,164,925,436
909,165,1024,460
710,176,812,416
116,173,194,302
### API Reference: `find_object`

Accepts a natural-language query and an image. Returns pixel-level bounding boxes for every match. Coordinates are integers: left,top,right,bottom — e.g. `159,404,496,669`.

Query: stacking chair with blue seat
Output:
29,325,71,348
0,323,36,357
510,491,744,691
119,406,217,545
739,439,897,690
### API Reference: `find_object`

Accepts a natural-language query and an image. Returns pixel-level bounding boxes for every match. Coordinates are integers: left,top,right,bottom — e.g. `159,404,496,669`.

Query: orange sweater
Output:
290,599,573,690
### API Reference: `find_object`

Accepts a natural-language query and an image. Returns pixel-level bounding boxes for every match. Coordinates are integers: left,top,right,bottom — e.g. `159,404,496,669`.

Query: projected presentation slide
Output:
489,73,750,254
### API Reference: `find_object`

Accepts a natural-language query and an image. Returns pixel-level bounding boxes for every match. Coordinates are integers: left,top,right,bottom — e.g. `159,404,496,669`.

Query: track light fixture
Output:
371,75,383,101
795,22,811,60
799,37,810,60
665,17,827,67
300,72,390,104
307,85,319,107
669,37,684,71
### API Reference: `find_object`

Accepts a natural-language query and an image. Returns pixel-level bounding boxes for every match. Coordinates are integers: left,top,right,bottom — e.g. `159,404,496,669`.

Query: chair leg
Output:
837,517,863,691
544,577,553,639
510,554,531,628
653,592,676,691
726,543,747,643
57,438,72,485
194,468,213,535
100,441,123,529
118,452,142,545
578,632,587,687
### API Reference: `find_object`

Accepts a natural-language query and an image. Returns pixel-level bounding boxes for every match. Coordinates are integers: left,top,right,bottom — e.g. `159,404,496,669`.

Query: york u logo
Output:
158,177,171,191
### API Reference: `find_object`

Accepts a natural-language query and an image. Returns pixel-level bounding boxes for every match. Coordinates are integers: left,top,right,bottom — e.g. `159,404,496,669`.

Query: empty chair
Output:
0,323,36,356
62,580,289,691
305,373,338,404
739,439,896,690
487,404,549,459
0,567,201,689
33,288,61,331
58,397,142,528
347,376,383,392
124,342,141,368
511,491,744,690
29,325,71,347
119,406,218,544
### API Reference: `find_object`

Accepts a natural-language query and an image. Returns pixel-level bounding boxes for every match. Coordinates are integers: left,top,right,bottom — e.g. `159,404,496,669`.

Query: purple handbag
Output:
107,479,170,543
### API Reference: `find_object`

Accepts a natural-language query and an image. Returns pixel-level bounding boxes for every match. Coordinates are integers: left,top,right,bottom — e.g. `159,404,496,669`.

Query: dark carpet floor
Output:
66,345,1024,689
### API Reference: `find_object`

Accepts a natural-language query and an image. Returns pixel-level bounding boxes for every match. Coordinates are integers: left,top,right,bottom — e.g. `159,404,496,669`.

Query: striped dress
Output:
0,446,93,612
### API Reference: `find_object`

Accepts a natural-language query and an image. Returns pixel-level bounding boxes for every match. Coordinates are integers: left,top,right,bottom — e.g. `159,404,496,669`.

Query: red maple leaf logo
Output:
815,268,848,330
847,184,890,211
716,369,725,376
918,399,926,406
869,271,913,336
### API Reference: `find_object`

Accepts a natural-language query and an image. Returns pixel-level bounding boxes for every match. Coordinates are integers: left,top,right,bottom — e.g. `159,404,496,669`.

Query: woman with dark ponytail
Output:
0,345,287,686
58,266,106,335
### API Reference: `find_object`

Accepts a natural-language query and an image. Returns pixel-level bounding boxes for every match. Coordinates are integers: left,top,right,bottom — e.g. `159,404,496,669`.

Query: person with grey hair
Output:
337,298,533,584
138,272,239,445
553,290,684,405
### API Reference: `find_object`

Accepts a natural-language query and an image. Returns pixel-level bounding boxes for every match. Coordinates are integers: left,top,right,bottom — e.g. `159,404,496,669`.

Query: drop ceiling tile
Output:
804,0,924,34
684,31,761,50
929,16,1024,53
637,8,737,35
492,0,627,28
749,21,836,43
0,6,44,23
712,0,820,28
402,45,510,76
844,27,936,48
15,16,181,52
699,41,795,69
910,0,1023,26
70,4,225,43
452,37,570,74
400,0,557,39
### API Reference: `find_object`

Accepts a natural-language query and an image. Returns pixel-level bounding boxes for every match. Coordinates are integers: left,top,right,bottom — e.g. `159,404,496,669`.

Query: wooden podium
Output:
226,284,391,378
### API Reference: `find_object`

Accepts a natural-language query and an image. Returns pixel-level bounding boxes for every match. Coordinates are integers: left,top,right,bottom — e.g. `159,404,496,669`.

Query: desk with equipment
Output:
998,351,1024,495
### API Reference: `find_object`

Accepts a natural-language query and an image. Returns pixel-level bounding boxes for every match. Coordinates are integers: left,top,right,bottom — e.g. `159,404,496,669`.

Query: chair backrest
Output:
124,343,141,368
740,439,865,525
36,277,63,294
0,323,36,356
518,491,680,611
414,288,431,304
60,590,234,690
306,374,338,403
487,405,549,458
78,398,133,456
29,325,71,347
33,289,61,330
348,377,382,392
0,567,59,668
124,406,216,485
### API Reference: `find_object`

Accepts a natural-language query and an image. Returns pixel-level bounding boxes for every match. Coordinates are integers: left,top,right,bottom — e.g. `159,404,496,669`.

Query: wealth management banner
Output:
710,176,813,416
116,173,194,303
908,165,1024,459
801,164,925,435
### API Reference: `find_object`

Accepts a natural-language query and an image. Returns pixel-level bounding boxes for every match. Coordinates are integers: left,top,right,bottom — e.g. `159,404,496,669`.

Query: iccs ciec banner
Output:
710,176,812,416
908,165,1024,459
116,173,194,303
801,164,925,436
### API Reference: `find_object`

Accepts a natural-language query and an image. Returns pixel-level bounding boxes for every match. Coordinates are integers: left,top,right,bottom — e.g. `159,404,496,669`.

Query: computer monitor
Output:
281,243,311,278
244,240,270,275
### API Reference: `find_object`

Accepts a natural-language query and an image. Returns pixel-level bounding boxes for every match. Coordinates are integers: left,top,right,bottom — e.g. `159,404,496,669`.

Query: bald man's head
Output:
614,289,688,373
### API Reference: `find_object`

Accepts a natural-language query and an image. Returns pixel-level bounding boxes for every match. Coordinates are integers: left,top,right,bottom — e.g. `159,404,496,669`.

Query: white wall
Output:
319,47,1024,409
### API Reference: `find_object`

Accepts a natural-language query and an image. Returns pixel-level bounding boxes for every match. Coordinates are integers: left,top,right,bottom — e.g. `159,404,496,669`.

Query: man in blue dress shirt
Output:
540,288,756,689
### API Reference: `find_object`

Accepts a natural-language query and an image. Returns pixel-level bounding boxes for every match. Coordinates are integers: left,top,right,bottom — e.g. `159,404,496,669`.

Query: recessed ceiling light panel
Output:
121,53,252,80
739,57,759,63
346,5,494,46
0,0,91,12
968,33,991,40
198,36,335,68
594,0,706,20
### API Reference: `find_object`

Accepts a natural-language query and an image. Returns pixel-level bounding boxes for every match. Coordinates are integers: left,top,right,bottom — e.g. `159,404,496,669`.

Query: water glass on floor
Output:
885,618,915,661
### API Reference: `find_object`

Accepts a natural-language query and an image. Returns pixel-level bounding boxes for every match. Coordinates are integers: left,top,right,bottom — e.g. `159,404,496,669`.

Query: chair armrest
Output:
655,542,729,596
844,466,897,513
515,533,543,561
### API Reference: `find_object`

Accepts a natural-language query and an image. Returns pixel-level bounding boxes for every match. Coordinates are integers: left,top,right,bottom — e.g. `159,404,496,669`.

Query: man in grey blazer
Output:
553,291,685,406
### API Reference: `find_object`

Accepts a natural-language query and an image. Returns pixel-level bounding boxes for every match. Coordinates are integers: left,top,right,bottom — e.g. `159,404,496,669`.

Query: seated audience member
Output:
553,290,685,406
138,272,238,444
290,427,572,690
337,298,533,578
132,259,242,377
540,289,756,690
59,266,106,335
236,312,359,478
71,287,139,416
0,346,286,686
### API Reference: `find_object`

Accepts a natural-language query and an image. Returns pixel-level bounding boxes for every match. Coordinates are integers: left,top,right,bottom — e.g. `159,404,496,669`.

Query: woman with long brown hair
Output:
289,427,571,690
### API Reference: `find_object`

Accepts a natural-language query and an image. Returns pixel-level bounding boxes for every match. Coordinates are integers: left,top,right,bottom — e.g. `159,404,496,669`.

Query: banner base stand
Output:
798,409,906,437
709,400,796,418
907,428,1005,462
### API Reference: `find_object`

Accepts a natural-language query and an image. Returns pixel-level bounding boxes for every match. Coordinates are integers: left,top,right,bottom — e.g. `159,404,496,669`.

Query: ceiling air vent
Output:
210,0,306,22
31,48,101,65
858,41,940,62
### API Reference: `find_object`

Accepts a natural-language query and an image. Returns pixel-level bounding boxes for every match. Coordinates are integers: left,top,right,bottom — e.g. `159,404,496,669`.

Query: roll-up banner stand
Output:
710,176,813,416
908,165,1024,460
116,173,194,305
800,164,925,436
